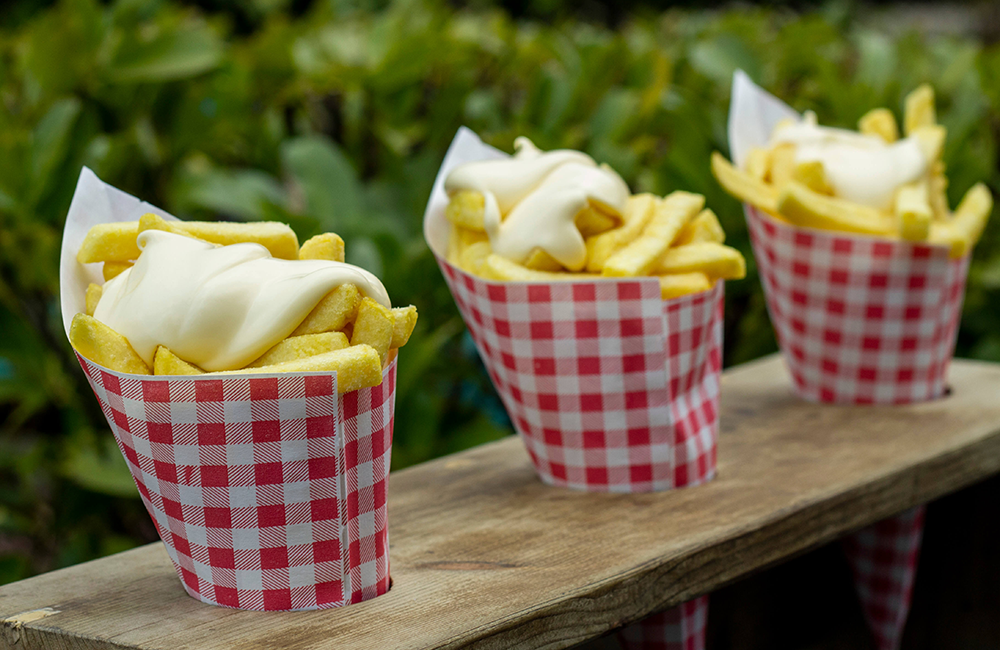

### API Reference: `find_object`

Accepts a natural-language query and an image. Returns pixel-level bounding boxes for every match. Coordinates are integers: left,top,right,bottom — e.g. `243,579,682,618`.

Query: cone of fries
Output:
715,71,992,404
59,169,418,611
424,128,746,493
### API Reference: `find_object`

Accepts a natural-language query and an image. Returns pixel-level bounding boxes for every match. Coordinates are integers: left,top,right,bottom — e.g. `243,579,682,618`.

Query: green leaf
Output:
60,434,139,499
108,26,224,83
29,97,81,203
173,163,286,222
282,136,363,231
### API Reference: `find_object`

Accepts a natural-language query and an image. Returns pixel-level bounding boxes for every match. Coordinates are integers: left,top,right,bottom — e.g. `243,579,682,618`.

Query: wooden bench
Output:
3,355,1000,650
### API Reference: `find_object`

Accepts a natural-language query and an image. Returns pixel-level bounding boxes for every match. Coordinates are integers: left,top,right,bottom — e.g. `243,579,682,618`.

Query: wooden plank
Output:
3,356,1000,650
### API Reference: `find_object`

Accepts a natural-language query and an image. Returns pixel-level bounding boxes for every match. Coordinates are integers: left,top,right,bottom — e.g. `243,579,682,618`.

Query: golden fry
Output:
484,254,599,282
77,222,141,263
793,161,834,196
585,193,657,272
458,240,493,276
894,182,932,241
445,190,487,231
745,147,770,181
654,243,746,280
351,298,394,365
858,108,899,143
69,313,150,374
711,152,779,214
523,248,564,272
390,306,418,349
153,347,205,375
138,213,299,259
929,183,993,258
904,84,936,135
675,209,726,246
777,182,896,236
910,125,946,163
299,233,345,262
928,161,950,221
215,345,383,393
103,260,132,281
85,283,103,316
292,283,361,336
575,205,620,237
767,143,796,189
603,191,704,277
658,273,713,300
248,332,349,368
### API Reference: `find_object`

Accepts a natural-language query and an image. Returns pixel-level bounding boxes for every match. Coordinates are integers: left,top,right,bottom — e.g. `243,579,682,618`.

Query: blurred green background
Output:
1,0,999,585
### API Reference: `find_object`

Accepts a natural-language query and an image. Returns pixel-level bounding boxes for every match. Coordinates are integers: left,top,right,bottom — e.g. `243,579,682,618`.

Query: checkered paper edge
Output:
745,206,970,404
842,506,926,650
617,595,709,650
436,255,723,493
75,352,395,612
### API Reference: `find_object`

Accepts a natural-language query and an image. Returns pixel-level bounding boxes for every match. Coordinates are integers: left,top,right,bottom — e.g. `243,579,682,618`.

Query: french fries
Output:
70,314,150,375
440,141,744,301
74,222,416,389
712,84,993,255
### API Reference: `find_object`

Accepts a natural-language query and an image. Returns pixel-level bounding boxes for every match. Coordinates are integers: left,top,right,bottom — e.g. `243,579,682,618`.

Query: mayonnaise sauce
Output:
94,230,389,371
771,111,928,210
444,138,630,271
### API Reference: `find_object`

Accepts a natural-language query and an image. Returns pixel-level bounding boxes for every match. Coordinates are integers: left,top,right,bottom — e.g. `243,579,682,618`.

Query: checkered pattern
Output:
618,596,709,650
745,206,969,404
842,506,926,650
437,256,723,493
74,353,396,611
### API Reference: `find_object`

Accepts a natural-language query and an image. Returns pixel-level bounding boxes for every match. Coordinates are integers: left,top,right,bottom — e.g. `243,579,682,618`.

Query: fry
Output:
445,190,487,231
745,147,770,180
292,283,361,336
299,233,345,262
458,240,493,276
351,297,394,365
658,273,713,300
153,346,205,375
575,205,620,237
793,161,834,196
585,193,657,272
776,182,896,236
215,345,383,393
675,209,726,245
523,248,564,271
904,84,936,135
654,243,746,280
858,108,899,143
69,313,150,374
910,125,946,163
930,183,994,258
248,331,349,368
928,161,950,221
894,182,932,241
85,284,103,316
767,143,796,189
138,213,299,259
711,152,779,214
390,306,418,348
77,222,141,263
484,254,598,282
103,260,132,281
603,191,704,277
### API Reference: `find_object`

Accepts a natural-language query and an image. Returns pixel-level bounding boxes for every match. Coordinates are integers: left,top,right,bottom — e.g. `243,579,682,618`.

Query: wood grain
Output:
3,356,1000,650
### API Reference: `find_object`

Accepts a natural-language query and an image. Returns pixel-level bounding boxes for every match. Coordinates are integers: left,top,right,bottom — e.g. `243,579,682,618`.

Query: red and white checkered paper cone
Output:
60,169,396,611
842,506,926,650
746,205,969,404
73,352,396,611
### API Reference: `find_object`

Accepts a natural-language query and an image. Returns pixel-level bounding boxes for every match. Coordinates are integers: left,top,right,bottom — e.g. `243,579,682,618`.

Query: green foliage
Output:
1,0,998,584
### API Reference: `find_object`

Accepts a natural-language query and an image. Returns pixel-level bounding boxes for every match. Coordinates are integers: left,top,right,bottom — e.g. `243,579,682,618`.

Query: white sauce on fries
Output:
771,111,928,210
444,137,629,271
94,231,390,371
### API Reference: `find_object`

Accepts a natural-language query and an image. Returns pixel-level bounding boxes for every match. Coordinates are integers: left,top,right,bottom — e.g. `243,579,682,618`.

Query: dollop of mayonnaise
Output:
444,137,629,271
770,111,928,210
94,230,390,371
